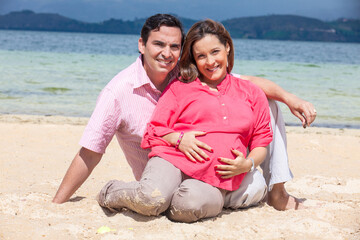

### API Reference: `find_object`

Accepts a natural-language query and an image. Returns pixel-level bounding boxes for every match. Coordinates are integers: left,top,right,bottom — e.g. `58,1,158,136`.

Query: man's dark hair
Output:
141,14,185,46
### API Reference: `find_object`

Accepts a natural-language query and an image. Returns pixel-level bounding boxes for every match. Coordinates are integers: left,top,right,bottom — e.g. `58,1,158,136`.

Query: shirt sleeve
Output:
79,88,122,154
141,87,179,149
248,85,273,151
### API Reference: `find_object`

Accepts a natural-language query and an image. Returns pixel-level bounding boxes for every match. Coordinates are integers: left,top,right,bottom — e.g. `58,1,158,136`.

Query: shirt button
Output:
223,116,227,120
221,103,225,106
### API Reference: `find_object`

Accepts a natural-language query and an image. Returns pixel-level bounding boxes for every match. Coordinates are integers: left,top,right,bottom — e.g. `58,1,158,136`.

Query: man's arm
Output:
241,75,317,127
52,147,102,203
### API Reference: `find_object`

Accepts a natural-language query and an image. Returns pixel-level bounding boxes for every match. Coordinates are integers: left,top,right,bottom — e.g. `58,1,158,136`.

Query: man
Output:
52,14,317,211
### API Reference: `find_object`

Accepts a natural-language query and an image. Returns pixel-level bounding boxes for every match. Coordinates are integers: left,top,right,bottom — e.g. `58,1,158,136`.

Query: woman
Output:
97,19,273,222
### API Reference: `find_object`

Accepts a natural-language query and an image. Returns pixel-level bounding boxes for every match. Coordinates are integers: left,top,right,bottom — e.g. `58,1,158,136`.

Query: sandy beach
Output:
0,114,359,240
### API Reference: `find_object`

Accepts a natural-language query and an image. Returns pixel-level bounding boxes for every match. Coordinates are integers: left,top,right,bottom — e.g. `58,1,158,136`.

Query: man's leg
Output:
261,100,304,210
97,156,182,216
224,169,267,209
167,178,224,223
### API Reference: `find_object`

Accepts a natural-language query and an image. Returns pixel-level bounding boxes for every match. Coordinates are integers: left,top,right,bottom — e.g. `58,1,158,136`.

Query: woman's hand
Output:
163,131,213,163
215,149,252,179
179,131,213,163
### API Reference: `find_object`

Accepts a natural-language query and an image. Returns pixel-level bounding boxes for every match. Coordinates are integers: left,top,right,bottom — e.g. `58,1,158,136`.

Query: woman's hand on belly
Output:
215,149,252,179
179,131,215,163
163,131,212,163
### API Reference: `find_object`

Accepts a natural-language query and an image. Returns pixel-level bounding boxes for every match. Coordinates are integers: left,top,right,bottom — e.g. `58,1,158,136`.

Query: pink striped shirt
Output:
79,55,178,180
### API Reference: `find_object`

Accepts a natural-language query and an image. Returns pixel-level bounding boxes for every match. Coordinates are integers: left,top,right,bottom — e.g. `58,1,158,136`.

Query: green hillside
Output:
0,10,359,42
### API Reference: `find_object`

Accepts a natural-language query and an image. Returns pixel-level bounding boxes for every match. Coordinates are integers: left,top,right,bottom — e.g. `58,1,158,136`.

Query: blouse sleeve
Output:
248,86,273,151
141,87,179,149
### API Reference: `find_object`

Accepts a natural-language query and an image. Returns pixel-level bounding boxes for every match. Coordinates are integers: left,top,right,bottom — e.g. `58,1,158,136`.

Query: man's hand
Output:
285,93,317,128
52,147,102,204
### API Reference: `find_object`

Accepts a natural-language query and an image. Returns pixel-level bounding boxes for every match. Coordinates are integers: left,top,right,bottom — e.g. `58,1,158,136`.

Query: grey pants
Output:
98,156,267,222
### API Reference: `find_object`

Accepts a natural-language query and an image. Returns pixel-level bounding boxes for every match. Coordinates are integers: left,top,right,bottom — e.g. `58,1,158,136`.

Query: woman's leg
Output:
224,169,267,209
167,179,225,223
97,156,182,216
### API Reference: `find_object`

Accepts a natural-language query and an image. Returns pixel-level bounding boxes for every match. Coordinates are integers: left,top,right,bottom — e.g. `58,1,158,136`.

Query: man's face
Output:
138,26,182,84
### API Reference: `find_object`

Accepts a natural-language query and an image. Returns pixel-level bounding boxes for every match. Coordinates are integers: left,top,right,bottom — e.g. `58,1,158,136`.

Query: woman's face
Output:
192,34,230,86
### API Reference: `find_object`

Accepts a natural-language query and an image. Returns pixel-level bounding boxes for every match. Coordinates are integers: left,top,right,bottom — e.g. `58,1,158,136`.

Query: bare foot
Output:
268,193,307,210
267,183,307,211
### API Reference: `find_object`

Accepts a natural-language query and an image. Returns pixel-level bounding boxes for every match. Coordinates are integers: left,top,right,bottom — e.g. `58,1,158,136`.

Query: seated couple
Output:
96,19,315,222
52,14,317,223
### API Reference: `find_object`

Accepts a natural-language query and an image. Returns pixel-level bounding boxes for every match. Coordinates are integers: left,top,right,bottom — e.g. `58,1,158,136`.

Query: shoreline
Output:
285,122,360,130
1,113,359,130
0,114,89,125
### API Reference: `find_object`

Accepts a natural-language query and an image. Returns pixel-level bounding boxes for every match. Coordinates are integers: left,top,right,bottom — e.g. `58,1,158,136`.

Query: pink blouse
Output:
141,74,273,191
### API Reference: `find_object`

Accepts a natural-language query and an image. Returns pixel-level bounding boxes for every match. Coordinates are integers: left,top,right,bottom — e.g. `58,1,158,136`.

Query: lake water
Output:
0,30,359,128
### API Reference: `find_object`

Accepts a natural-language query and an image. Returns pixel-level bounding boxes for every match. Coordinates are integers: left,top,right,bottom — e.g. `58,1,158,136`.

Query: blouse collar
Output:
195,73,231,94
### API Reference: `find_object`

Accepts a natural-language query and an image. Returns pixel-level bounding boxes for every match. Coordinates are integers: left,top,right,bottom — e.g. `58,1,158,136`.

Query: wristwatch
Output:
248,157,255,172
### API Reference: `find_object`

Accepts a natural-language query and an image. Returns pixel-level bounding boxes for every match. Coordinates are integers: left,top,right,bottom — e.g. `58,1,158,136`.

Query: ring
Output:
313,109,317,113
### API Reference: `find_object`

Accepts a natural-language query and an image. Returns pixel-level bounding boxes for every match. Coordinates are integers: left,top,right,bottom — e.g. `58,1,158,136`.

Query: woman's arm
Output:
215,147,267,179
143,85,214,163
241,75,317,127
141,89,179,149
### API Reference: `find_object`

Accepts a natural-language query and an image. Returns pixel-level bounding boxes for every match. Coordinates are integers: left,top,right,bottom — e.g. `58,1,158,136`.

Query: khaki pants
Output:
97,156,266,223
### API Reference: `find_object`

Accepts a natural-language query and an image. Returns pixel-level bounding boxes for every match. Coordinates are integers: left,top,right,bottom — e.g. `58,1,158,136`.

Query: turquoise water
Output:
0,30,359,128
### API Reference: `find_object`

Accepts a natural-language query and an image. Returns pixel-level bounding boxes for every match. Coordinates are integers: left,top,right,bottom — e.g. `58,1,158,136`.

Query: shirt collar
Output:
133,55,154,90
133,55,179,93
195,73,231,93
217,73,231,93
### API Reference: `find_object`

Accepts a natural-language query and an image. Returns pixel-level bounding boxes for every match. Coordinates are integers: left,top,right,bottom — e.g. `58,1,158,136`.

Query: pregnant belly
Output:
196,132,248,160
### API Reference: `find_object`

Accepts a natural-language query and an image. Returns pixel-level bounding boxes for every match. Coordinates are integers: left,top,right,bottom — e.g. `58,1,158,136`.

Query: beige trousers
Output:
97,156,266,223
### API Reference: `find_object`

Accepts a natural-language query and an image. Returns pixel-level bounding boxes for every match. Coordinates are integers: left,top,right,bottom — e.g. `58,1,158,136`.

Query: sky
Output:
0,0,359,22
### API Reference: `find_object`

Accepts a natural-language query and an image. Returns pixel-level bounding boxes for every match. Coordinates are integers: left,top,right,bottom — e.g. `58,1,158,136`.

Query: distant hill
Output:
0,10,359,42
222,15,356,42
328,18,360,43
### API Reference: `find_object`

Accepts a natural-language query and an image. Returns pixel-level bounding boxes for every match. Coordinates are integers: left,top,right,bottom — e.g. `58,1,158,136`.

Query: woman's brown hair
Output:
179,19,234,82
